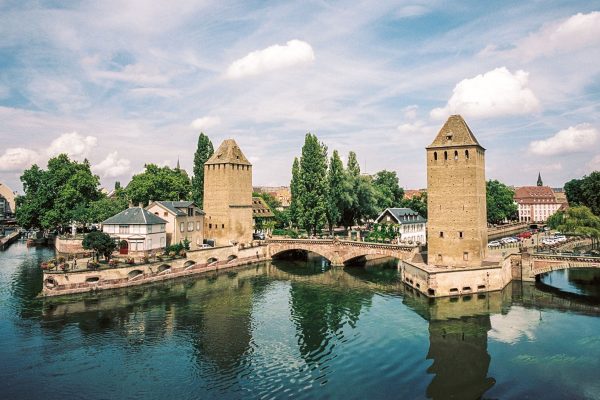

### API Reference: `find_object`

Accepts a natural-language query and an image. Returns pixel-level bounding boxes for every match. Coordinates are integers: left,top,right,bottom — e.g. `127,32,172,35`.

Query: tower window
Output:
454,150,458,160
439,231,444,238
465,150,469,159
434,152,437,161
459,231,463,238
444,151,448,160
463,252,469,261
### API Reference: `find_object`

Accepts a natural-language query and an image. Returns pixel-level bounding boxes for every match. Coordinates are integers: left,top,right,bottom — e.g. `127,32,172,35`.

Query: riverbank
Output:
0,229,21,250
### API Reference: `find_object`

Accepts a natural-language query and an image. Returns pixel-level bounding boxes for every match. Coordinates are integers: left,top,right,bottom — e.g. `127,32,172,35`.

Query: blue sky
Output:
1,1,599,193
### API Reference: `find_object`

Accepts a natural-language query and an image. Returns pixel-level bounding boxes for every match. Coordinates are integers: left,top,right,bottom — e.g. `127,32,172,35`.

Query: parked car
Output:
554,235,567,242
517,231,532,239
541,239,556,246
488,241,501,248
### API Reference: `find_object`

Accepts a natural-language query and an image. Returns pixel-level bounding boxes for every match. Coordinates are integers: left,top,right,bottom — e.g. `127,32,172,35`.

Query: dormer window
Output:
446,133,453,141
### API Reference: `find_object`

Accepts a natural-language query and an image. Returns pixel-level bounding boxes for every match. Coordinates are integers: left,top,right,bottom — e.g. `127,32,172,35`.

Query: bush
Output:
272,228,298,238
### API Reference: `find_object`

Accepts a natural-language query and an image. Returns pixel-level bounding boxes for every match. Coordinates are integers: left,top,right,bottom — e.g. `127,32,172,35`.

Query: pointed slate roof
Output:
150,201,205,216
205,139,251,166
102,207,167,225
427,115,484,149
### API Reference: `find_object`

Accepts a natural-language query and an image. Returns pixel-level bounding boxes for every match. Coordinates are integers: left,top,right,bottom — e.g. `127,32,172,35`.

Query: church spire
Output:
176,157,180,170
537,172,543,186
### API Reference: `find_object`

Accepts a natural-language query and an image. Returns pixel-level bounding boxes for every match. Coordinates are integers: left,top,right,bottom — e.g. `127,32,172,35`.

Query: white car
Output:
488,241,501,248
542,239,556,245
554,235,567,242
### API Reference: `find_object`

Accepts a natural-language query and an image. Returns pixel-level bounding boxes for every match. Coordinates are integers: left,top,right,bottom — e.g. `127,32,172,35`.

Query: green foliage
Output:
554,206,600,248
272,228,298,238
400,192,427,218
366,223,399,242
289,157,301,228
564,173,600,216
16,154,102,230
126,164,191,207
546,210,564,230
326,150,351,234
373,170,405,211
486,180,518,224
82,231,117,261
297,134,328,235
564,178,584,205
254,191,289,229
191,133,214,208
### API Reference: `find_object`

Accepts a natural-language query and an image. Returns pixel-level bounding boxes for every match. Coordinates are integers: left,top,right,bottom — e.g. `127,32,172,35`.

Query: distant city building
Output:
426,115,488,267
375,208,427,244
252,196,275,234
203,139,253,245
514,184,564,223
0,182,16,218
102,205,167,255
403,189,426,200
146,201,205,250
253,186,291,208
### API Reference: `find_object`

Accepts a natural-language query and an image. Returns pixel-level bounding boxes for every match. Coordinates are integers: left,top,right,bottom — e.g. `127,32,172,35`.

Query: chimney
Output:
138,202,144,208
129,201,134,208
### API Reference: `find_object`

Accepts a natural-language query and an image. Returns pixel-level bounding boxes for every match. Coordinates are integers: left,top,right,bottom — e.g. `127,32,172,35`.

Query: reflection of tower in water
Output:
426,315,495,400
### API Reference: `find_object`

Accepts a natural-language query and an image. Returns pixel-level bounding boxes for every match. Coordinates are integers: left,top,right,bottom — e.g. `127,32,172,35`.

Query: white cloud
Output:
430,67,540,120
397,120,430,135
93,152,131,178
529,124,598,156
489,306,540,344
514,11,600,60
226,39,315,79
0,148,39,171
190,116,221,131
588,155,600,172
47,132,98,160
402,105,419,121
90,63,170,86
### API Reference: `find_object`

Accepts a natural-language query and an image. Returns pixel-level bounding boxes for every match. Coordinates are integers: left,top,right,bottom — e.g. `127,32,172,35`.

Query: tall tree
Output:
564,178,584,206
372,170,405,211
581,171,600,216
486,180,518,224
298,133,328,235
326,150,350,234
401,192,428,218
289,157,301,229
191,133,214,208
341,151,361,229
126,164,191,206
16,154,102,230
554,206,600,249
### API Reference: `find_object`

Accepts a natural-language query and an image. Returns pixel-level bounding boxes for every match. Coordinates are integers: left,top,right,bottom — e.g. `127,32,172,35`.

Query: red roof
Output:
514,186,557,203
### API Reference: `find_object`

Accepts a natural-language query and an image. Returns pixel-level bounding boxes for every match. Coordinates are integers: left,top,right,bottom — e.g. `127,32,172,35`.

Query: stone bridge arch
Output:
267,239,418,267
530,254,600,277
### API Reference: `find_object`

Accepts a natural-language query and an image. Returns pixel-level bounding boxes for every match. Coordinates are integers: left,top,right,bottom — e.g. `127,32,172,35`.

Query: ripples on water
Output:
2,243,600,400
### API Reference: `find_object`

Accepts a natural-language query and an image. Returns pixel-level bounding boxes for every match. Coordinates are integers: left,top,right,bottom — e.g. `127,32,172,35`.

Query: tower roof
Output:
205,139,251,166
427,115,484,149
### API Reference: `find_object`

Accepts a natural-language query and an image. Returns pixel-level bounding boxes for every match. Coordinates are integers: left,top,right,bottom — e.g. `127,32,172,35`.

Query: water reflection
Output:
4,245,600,399
539,268,600,300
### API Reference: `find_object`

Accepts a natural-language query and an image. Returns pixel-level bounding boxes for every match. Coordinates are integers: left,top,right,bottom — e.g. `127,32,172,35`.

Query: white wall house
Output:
514,186,563,223
102,206,167,255
375,208,427,244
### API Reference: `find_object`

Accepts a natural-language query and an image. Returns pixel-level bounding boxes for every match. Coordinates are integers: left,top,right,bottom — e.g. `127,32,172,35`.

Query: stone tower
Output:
426,115,487,267
203,139,253,245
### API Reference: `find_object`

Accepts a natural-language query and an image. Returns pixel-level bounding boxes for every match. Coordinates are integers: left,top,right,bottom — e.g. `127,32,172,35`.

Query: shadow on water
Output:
538,268,600,303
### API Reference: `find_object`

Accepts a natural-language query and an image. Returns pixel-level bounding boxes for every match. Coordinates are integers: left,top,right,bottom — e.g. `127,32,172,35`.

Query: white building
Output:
102,205,167,255
514,186,564,223
374,208,427,244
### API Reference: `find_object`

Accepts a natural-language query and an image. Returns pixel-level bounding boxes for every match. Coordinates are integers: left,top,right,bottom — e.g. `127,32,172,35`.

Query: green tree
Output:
126,164,191,206
486,180,518,224
564,178,584,206
554,206,600,249
297,133,328,235
82,231,117,261
326,150,350,234
16,154,102,230
341,151,361,229
546,210,564,230
373,170,405,211
581,171,600,216
289,157,301,229
401,192,428,218
86,196,129,223
191,133,214,208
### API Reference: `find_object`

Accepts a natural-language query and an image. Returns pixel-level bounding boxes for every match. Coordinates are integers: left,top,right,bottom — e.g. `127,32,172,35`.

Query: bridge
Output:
531,253,600,276
267,238,419,266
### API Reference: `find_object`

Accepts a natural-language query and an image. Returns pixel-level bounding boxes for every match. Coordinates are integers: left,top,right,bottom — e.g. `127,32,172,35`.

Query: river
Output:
1,241,600,399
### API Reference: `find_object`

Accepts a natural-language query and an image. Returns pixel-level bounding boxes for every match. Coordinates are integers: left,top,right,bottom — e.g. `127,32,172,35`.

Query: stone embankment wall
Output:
487,223,529,241
42,243,269,297
0,230,21,250
54,236,86,254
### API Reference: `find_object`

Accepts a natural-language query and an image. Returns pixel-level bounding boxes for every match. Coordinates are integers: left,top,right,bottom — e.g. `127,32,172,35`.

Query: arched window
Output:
454,150,458,160
465,150,469,159
444,151,448,160
434,152,438,161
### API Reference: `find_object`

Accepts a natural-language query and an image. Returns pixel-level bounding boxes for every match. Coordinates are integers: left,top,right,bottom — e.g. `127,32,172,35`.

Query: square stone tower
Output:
203,139,253,245
426,115,487,267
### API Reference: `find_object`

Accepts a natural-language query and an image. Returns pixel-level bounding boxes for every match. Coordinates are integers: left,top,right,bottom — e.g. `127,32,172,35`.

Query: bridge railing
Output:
266,238,417,251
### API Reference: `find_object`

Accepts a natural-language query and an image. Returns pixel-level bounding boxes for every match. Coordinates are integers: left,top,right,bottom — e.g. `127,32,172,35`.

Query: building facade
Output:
146,201,205,250
514,186,563,223
375,208,427,244
426,115,488,267
203,139,253,245
0,182,16,217
102,206,167,255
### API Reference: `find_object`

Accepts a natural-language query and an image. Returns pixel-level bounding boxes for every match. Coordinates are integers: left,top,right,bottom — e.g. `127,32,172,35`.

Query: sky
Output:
0,0,599,193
